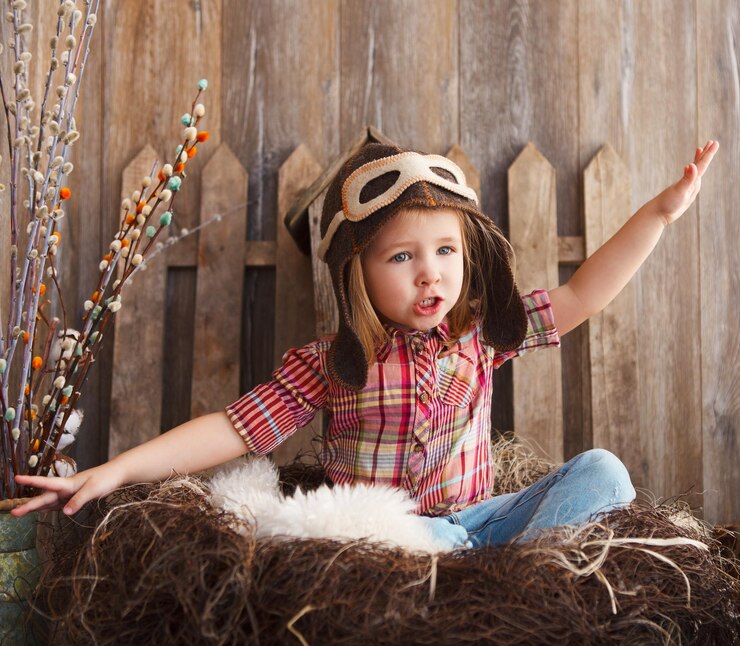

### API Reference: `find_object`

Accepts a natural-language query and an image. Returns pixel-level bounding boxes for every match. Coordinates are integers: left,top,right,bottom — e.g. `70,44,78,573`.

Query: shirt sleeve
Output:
224,341,329,455
490,289,560,369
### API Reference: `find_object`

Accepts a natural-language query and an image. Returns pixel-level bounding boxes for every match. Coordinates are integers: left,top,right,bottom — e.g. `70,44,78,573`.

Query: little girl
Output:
12,140,718,550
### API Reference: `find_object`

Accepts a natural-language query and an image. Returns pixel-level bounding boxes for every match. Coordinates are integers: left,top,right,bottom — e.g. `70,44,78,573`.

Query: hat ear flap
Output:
325,260,369,391
327,323,369,392
476,226,528,351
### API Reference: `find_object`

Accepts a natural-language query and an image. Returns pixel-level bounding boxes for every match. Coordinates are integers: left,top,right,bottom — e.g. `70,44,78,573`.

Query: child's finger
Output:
63,491,89,515
15,473,72,492
9,490,61,516
695,140,718,176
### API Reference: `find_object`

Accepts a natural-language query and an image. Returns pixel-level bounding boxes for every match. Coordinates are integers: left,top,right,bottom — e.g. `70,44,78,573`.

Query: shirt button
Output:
419,391,430,404
413,443,424,453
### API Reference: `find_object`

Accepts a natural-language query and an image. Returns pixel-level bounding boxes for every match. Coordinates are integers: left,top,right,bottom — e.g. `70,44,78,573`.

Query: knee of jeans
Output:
580,449,636,504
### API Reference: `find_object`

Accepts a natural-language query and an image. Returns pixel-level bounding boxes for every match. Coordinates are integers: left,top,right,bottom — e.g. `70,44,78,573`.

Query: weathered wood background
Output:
0,0,736,524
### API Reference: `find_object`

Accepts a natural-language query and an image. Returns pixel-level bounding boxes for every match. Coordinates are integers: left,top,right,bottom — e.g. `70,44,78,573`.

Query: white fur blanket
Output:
207,456,456,554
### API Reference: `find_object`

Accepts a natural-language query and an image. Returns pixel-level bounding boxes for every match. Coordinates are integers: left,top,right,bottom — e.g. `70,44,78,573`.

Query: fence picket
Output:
272,145,324,466
190,144,248,418
584,145,641,469
109,145,165,457
508,143,563,462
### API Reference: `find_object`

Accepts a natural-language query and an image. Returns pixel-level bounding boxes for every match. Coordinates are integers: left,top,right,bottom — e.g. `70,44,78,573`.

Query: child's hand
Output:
651,139,719,226
10,463,125,517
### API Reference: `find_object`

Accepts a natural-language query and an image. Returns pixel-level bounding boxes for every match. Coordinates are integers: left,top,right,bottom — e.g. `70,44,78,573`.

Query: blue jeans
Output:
422,448,636,549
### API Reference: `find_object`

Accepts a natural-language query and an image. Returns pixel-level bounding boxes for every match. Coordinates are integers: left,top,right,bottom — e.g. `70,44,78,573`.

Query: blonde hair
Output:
348,256,388,363
347,208,513,363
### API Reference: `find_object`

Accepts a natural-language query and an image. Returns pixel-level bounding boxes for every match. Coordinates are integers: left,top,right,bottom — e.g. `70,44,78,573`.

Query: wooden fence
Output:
2,1,735,527
107,135,733,522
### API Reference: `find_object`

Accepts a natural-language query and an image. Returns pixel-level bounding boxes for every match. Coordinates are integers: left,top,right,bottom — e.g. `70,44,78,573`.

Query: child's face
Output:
360,208,465,332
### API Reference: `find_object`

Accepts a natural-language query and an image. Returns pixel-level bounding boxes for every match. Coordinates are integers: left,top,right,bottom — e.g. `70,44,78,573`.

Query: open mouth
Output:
413,297,443,316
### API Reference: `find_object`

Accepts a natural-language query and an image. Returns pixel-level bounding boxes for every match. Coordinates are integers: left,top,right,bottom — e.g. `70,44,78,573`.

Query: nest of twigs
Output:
29,435,740,645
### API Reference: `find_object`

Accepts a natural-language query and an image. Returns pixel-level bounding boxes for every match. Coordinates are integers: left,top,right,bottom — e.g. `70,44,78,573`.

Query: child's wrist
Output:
636,199,670,230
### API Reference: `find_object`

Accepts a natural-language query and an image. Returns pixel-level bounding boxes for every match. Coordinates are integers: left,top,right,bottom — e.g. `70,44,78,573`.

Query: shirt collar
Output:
376,319,450,362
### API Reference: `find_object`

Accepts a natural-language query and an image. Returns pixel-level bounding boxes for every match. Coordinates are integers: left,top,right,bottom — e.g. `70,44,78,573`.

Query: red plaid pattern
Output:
226,290,559,516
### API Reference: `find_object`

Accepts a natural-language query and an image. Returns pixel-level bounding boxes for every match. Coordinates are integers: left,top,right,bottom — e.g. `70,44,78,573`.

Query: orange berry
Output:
31,438,39,452
52,230,61,243
174,162,185,173
103,253,112,262
59,187,71,200
158,170,166,182
25,384,30,396
187,146,197,158
125,214,136,225
39,284,46,296
32,356,42,370
22,332,29,343
61,396,69,405
136,201,146,214
121,238,130,248
196,131,209,143
92,290,100,303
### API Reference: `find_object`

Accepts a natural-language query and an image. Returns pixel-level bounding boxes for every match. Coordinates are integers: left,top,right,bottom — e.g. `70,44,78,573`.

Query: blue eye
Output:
438,246,454,255
391,252,410,263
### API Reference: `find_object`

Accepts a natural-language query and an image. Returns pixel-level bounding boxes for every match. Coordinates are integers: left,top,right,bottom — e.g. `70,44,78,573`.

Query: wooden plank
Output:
460,0,580,437
102,0,222,456
631,1,700,510
339,1,458,152
308,190,337,338
578,1,702,508
697,0,739,525
109,145,164,457
508,143,563,463
271,144,323,466
223,0,338,417
62,3,106,471
190,143,248,418
584,144,641,474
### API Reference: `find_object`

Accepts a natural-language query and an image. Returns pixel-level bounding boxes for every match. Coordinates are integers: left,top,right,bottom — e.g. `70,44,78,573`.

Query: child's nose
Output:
417,260,442,285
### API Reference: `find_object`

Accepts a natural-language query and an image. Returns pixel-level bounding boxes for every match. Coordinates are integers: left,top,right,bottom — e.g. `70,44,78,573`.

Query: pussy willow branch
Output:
1,0,98,497
4,2,96,400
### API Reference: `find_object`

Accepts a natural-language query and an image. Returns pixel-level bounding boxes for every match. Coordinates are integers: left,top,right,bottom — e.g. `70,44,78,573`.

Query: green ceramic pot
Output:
0,509,41,645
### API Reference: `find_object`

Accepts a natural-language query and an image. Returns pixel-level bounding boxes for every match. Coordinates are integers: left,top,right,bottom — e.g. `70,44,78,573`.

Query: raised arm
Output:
11,411,248,517
549,140,718,336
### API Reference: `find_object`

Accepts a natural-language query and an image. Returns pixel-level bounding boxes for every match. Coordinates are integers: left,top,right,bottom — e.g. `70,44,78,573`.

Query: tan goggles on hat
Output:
318,152,478,261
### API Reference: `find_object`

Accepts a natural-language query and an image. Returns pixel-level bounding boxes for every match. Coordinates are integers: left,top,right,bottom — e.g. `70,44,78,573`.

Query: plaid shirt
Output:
225,289,559,516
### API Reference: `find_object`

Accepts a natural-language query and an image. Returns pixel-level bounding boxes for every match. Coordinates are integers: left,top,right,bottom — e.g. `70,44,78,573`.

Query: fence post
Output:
109,145,164,457
190,143,248,418
584,144,641,469
508,143,563,462
272,144,324,466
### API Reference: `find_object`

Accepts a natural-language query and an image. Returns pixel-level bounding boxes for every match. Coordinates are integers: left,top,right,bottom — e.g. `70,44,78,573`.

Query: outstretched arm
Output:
549,139,719,336
11,411,248,517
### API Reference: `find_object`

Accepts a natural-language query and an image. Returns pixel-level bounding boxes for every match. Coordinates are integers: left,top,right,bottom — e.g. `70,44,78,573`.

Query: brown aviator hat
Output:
319,143,526,391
